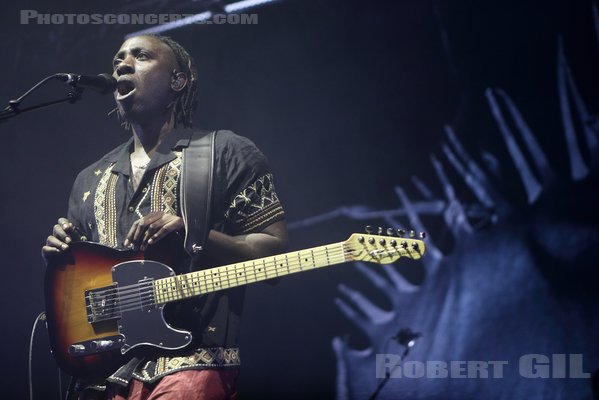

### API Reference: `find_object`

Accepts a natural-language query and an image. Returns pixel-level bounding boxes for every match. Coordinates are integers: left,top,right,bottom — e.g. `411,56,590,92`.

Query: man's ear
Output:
171,71,188,92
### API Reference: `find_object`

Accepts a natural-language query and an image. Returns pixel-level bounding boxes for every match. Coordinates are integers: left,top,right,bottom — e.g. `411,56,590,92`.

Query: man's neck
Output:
130,115,175,157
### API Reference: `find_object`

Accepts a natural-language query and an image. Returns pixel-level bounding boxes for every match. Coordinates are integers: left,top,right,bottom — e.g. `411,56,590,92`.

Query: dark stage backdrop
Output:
0,0,598,399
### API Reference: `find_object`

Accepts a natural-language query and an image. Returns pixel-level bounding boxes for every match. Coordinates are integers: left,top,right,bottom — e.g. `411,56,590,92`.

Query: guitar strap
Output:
180,129,216,263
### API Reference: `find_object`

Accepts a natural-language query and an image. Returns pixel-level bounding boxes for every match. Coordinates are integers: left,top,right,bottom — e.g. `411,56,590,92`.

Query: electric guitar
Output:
44,232,426,378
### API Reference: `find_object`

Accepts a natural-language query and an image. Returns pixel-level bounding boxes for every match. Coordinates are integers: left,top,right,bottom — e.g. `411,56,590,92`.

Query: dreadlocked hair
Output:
149,34,199,128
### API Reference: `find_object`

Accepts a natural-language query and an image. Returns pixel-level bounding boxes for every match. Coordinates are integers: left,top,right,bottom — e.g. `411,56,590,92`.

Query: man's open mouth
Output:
116,80,136,100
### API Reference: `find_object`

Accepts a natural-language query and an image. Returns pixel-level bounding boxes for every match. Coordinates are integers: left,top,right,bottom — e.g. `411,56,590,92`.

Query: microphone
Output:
55,73,117,95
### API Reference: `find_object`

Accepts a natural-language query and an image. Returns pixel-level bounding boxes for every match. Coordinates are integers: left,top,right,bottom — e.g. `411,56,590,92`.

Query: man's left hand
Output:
124,211,184,251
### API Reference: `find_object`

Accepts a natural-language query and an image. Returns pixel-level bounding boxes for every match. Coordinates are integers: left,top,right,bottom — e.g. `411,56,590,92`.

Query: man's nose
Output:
115,57,134,76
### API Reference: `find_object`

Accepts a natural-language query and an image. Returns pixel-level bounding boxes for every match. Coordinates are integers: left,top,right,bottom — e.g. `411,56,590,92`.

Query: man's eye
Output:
136,53,148,60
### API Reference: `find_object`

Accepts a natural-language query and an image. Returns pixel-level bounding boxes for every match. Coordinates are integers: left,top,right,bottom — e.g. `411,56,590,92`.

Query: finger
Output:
142,213,173,241
131,220,145,246
46,235,69,251
57,218,77,241
127,214,159,248
42,245,62,257
143,212,165,226
148,219,181,245
124,220,139,248
142,222,160,246
140,216,170,250
134,213,167,249
52,224,72,243
57,217,74,232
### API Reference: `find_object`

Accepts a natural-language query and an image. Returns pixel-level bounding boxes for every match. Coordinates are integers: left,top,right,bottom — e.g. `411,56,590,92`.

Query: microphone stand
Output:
0,74,83,123
369,328,422,400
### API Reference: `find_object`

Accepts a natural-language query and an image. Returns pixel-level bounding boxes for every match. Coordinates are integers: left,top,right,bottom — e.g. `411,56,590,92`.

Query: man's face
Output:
112,36,178,123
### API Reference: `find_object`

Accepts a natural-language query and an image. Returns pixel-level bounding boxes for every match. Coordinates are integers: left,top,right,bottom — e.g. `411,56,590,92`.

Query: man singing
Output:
42,34,288,399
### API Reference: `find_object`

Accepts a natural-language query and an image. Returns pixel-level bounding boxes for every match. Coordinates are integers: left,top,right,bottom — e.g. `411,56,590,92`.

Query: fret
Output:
154,240,356,303
211,269,222,291
253,259,267,280
154,279,163,304
182,274,193,297
161,279,168,303
223,266,232,289
203,269,213,293
174,276,183,299
163,277,170,302
168,277,175,300
241,263,248,285
191,272,201,296
173,276,182,300
175,276,183,299
233,263,239,286
262,259,269,279
251,261,258,283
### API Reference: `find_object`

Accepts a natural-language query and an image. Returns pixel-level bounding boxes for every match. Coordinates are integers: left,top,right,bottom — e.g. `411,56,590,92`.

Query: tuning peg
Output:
409,230,416,238
386,228,395,236
419,232,426,239
377,226,383,235
397,229,406,237
365,225,373,234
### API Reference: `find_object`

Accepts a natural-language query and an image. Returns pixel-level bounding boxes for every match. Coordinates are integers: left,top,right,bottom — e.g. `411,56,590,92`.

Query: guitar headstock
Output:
343,227,426,264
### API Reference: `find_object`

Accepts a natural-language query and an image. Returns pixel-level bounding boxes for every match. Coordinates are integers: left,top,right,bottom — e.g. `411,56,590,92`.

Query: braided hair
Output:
150,35,198,128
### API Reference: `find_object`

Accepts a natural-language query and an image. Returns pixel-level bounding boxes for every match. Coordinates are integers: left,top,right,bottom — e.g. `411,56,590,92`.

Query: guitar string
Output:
91,250,351,317
87,245,415,317
113,249,353,315
90,244,416,317
88,245,355,317
93,241,415,301
94,245,351,308
112,247,417,316
91,244,351,301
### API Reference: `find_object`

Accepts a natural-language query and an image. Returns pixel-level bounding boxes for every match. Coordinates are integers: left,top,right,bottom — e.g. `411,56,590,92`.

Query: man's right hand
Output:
42,217,77,260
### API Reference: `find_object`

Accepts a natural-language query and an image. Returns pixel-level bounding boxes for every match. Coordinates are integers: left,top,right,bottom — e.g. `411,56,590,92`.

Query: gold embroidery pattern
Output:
225,173,285,234
135,186,150,218
131,347,241,383
94,164,118,247
163,153,181,215
237,202,285,233
150,152,181,215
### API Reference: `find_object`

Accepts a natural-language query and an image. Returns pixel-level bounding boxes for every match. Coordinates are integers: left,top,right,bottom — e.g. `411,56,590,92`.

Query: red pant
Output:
79,369,238,400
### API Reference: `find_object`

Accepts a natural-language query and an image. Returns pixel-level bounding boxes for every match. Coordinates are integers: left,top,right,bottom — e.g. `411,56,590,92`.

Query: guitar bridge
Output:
85,284,121,323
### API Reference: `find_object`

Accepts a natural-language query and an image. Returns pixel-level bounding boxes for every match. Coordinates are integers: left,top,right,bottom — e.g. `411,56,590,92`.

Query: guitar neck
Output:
153,242,348,304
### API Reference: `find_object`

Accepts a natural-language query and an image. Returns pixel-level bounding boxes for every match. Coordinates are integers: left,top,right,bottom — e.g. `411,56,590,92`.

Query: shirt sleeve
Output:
216,131,285,235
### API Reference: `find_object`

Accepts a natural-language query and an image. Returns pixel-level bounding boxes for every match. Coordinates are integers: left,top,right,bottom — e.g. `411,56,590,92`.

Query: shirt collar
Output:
106,127,194,175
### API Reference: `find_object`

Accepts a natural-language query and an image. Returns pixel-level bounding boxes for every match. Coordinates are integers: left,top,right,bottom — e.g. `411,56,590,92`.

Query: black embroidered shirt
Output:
67,128,285,385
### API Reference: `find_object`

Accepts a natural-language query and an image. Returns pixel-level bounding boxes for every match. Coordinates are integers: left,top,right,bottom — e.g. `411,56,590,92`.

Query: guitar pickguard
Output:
111,260,193,354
